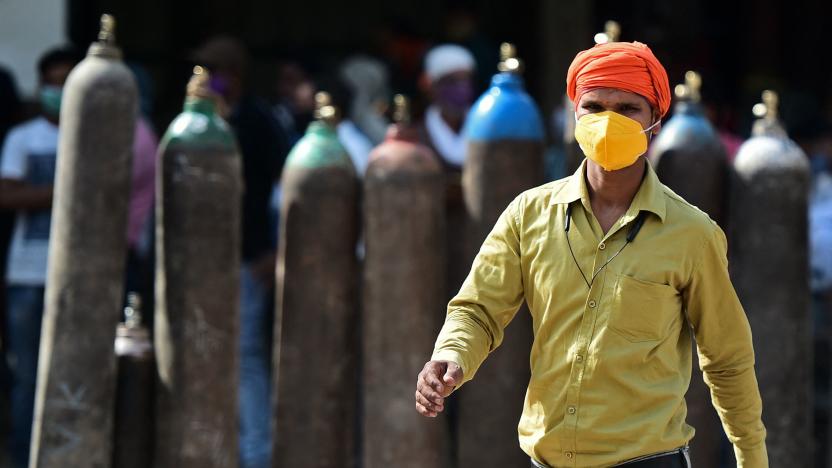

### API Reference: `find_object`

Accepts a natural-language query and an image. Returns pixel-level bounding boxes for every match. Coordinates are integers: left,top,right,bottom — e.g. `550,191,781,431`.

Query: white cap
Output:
424,44,475,82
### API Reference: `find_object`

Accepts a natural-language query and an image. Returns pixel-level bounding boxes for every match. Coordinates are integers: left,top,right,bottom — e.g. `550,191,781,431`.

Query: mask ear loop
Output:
643,119,661,134
644,118,660,143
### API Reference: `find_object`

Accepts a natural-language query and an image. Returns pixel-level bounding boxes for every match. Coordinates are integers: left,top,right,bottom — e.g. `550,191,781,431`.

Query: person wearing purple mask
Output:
419,44,477,315
420,44,476,169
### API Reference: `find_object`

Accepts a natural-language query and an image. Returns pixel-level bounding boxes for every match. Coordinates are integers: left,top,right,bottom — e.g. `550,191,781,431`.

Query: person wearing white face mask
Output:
0,46,79,468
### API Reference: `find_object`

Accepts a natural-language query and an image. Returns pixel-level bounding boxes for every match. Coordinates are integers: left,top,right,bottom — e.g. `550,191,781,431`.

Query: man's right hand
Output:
415,360,463,418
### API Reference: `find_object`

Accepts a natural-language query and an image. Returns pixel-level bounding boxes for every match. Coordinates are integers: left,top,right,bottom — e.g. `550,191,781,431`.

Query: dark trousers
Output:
5,286,45,468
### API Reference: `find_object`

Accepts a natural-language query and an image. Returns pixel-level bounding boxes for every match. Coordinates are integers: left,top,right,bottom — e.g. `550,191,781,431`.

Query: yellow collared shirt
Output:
432,160,768,467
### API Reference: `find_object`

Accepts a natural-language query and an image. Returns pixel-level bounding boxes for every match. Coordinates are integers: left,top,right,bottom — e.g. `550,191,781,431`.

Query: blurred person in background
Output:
419,44,476,172
272,59,316,147
800,120,832,452
339,55,391,146
0,63,21,466
0,46,80,468
418,43,477,308
321,71,375,177
192,35,291,468
124,62,159,313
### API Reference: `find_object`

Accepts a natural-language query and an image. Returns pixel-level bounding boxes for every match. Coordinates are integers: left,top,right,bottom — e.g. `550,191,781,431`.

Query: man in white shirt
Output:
0,46,78,468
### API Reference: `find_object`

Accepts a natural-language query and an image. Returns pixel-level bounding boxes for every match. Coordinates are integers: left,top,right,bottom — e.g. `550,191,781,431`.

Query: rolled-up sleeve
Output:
431,198,525,386
684,224,768,467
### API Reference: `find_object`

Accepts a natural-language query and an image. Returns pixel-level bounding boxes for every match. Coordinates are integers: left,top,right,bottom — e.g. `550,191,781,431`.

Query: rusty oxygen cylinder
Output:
29,14,137,468
457,43,544,468
649,71,728,226
272,92,360,468
112,293,153,468
647,71,728,466
362,95,447,468
154,66,242,468
563,21,621,174
729,90,811,467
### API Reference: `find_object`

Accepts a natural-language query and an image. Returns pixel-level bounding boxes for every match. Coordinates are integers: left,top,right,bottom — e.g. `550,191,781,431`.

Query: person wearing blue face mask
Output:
0,45,79,468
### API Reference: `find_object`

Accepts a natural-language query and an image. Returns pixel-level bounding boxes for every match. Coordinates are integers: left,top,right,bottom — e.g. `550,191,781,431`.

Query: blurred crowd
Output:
1,17,832,468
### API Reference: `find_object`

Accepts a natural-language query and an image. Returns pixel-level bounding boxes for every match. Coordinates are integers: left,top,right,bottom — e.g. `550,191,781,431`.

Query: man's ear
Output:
651,112,662,135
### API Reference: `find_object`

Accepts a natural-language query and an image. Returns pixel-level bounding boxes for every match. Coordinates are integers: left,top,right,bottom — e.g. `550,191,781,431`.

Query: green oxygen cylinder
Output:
154,66,242,468
272,92,360,468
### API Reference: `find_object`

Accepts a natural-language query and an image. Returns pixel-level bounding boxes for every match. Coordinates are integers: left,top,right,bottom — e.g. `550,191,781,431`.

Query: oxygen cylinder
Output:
457,43,544,468
272,92,360,468
563,21,621,174
362,95,446,468
649,71,728,226
113,293,153,468
29,14,137,467
645,71,728,466
154,66,242,468
729,91,811,467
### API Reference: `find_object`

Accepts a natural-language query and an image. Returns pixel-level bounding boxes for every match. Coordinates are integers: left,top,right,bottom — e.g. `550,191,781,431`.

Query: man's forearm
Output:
703,365,768,467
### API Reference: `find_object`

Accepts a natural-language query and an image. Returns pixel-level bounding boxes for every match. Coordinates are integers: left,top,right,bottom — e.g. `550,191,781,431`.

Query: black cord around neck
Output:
564,204,646,289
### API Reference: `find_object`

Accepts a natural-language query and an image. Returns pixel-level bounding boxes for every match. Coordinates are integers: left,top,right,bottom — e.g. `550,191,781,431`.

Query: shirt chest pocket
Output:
608,274,681,343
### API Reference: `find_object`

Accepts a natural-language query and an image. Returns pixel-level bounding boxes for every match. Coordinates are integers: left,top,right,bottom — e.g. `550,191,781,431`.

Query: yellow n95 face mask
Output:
574,111,660,171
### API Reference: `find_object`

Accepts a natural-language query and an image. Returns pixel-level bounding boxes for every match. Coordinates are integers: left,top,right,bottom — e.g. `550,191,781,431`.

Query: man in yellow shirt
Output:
415,41,768,467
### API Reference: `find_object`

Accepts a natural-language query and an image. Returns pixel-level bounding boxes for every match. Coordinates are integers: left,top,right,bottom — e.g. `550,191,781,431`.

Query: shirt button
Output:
565,452,574,459
575,354,583,362
588,300,597,308
599,242,606,250
567,406,576,414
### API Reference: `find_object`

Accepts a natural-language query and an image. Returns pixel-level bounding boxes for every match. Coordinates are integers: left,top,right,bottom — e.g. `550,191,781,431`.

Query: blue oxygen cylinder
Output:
456,42,543,468
648,71,728,226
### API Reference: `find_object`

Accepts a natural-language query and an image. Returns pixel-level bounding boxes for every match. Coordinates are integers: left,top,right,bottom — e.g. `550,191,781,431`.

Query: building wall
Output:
0,0,67,97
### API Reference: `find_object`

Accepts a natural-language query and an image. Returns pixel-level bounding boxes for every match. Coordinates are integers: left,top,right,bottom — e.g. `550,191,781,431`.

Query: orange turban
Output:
566,42,671,117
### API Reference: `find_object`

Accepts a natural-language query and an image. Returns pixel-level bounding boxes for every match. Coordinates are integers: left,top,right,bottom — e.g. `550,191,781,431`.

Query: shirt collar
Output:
549,159,666,223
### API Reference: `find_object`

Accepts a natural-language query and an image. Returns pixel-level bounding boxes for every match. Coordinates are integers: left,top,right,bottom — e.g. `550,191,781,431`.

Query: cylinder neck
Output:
673,100,703,117
307,120,337,136
184,96,217,115
87,14,122,59
385,123,421,143
490,72,524,90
